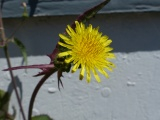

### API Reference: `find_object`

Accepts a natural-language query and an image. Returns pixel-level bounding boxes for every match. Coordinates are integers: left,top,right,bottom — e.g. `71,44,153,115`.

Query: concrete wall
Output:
2,0,160,18
0,12,160,120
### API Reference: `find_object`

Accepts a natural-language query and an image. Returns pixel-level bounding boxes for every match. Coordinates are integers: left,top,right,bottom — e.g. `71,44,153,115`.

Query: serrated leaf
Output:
32,115,53,120
12,38,28,67
0,89,10,112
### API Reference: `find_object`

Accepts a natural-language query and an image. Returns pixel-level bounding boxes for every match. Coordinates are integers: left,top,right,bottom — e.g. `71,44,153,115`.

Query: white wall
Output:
1,13,160,120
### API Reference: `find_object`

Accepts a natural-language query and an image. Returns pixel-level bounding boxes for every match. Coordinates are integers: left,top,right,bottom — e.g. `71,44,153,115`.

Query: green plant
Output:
1,1,115,120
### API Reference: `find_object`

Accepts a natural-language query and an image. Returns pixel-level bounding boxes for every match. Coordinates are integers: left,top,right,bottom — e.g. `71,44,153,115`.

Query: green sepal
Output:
53,55,71,73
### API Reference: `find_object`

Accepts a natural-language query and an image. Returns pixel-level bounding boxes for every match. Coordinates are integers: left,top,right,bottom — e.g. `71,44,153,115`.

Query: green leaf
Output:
0,110,14,120
32,115,53,120
0,89,10,111
12,38,28,67
0,90,15,120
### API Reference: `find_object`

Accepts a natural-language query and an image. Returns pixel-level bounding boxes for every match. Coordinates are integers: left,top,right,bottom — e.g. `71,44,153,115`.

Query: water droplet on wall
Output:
137,72,142,76
32,108,40,116
101,87,111,98
48,87,57,93
153,53,160,59
95,86,100,90
22,72,27,77
45,78,55,84
52,78,55,82
68,74,72,78
127,81,136,86
122,55,127,60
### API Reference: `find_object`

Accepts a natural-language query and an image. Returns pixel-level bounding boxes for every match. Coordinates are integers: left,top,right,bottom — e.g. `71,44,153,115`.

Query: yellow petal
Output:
103,39,112,46
67,25,75,35
75,21,81,33
79,65,85,80
100,36,109,42
104,65,113,72
80,22,85,30
106,61,116,68
86,67,91,83
92,69,101,83
58,42,72,49
66,29,74,37
107,53,116,59
105,47,113,52
58,51,72,57
65,57,73,63
98,69,109,79
59,34,73,45
59,34,70,41
88,24,92,32
72,62,80,73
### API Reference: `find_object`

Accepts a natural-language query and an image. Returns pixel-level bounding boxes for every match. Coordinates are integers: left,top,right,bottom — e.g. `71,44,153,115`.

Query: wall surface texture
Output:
2,0,160,18
0,12,160,120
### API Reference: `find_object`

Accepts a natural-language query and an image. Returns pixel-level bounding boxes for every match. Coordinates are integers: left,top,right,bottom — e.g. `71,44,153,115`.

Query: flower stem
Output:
28,68,57,120
4,46,26,120
0,9,26,120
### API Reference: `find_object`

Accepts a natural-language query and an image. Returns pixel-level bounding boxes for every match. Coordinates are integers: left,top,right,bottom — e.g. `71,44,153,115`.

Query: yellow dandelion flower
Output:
58,21,115,83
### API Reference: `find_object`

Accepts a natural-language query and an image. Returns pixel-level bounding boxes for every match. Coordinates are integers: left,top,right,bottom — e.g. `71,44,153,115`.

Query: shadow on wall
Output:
1,12,160,58
0,0,5,8
103,12,160,53
28,0,39,17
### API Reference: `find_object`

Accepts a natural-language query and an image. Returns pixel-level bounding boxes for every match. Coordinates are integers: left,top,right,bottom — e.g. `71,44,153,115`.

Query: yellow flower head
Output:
58,21,115,83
